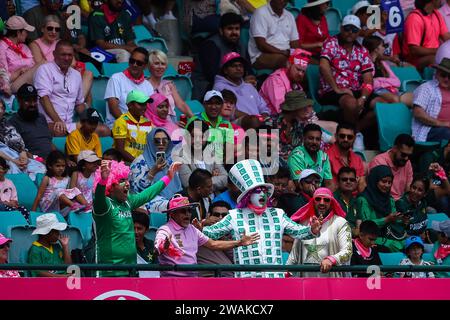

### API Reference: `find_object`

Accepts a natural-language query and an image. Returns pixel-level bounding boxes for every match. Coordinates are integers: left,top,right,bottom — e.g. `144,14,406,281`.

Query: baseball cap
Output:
431,220,450,237
299,169,321,182
17,84,38,99
405,236,424,251
342,15,361,29
203,90,224,103
6,15,35,32
352,1,371,15
80,108,102,122
221,52,246,68
126,90,150,104
289,49,312,69
77,150,101,163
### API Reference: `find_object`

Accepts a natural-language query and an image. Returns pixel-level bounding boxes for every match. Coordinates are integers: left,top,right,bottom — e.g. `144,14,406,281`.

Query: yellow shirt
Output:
66,128,102,157
112,112,153,159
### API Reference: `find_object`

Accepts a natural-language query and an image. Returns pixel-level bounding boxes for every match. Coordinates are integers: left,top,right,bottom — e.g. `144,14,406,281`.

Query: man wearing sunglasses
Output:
412,58,450,142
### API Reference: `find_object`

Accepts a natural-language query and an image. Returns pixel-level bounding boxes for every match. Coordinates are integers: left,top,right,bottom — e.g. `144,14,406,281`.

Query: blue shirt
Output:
213,190,237,209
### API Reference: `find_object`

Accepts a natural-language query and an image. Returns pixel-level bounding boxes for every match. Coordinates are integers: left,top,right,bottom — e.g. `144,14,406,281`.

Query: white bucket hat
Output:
32,213,67,235
229,159,274,204
303,0,330,8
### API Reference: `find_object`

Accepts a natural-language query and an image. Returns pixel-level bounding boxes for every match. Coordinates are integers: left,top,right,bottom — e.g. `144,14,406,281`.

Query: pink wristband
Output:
99,178,108,186
161,176,171,186
326,256,337,265
436,169,448,180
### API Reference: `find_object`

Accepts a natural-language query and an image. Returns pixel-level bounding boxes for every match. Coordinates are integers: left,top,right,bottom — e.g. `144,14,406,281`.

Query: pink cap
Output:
289,49,312,69
149,93,169,110
221,52,245,68
6,16,35,32
164,194,199,213
0,233,12,246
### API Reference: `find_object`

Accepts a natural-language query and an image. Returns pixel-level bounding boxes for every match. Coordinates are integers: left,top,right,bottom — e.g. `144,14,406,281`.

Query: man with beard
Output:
288,123,333,189
369,134,415,200
288,187,353,277
326,122,366,193
8,83,53,160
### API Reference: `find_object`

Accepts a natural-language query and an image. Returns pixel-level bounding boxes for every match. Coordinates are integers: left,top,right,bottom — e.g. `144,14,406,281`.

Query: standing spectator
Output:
296,0,330,61
88,0,137,62
326,122,366,192
182,169,215,221
248,0,300,70
0,233,20,278
213,52,270,116
129,128,183,213
112,90,153,163
368,134,414,200
93,160,181,277
7,83,53,160
398,236,435,278
23,0,67,42
412,58,450,142
440,0,450,30
334,167,361,237
289,187,353,277
350,220,382,277
288,123,333,188
28,213,72,277
0,16,39,94
430,220,450,278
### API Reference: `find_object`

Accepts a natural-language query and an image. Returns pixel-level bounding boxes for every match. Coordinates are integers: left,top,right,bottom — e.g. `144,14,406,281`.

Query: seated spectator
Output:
147,50,193,119
288,123,333,188
0,97,46,179
113,90,153,163
412,58,450,142
93,160,181,277
398,0,450,71
296,0,330,61
430,220,450,278
0,16,40,94
28,213,72,277
369,134,414,200
214,52,270,116
180,168,215,221
363,35,413,107
398,236,435,278
326,122,366,192
440,0,450,30
183,0,220,34
259,49,310,115
104,47,154,128
248,0,299,70
266,166,291,208
0,158,30,221
192,12,253,100
132,211,158,275
357,165,406,252
0,233,20,278
129,128,183,212
334,167,361,237
88,0,137,62
69,150,101,210
23,0,68,41
145,93,180,140
220,90,246,144
213,176,241,209
155,194,258,277
102,147,123,162
66,108,103,164
7,83,52,160
417,140,450,183
289,187,353,277
351,220,382,277
197,201,235,277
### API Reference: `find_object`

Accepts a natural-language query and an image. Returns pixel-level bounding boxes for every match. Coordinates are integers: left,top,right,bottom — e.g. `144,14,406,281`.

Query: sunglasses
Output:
400,152,412,159
343,25,360,34
338,133,355,140
211,211,228,218
303,179,321,185
340,177,357,182
46,26,61,32
0,242,10,249
154,138,169,144
314,197,331,203
438,71,450,79
129,58,146,67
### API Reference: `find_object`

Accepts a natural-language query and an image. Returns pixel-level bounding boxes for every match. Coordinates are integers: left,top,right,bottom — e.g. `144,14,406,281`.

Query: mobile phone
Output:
156,151,166,163
403,210,413,218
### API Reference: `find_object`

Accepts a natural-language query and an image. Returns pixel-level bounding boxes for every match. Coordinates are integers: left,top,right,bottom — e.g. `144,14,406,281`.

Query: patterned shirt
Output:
203,207,316,278
288,145,332,181
319,36,374,96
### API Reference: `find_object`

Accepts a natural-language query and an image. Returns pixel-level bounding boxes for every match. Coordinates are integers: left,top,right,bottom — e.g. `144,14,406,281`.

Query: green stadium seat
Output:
325,7,342,36
427,213,449,229
422,66,435,80
379,252,406,265
145,227,157,242
91,76,109,101
240,25,250,48
282,251,290,264
29,211,66,226
150,212,167,228
52,136,66,153
85,62,101,77
92,99,107,122
67,211,93,246
163,74,193,101
306,64,339,113
186,100,204,115
100,136,114,152
286,5,300,18
102,62,128,77
62,226,84,251
5,173,39,211
0,211,29,237
390,66,423,92
422,252,434,262
9,226,37,263
137,38,169,54
133,25,153,42
292,0,307,9
332,0,358,17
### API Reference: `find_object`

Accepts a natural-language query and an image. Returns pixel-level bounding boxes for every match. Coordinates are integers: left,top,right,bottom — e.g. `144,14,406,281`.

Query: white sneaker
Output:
353,132,365,152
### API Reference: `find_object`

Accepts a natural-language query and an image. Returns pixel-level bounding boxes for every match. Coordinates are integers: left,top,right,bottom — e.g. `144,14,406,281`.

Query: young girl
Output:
362,36,413,107
69,150,101,211
0,157,29,221
398,236,435,278
32,151,87,216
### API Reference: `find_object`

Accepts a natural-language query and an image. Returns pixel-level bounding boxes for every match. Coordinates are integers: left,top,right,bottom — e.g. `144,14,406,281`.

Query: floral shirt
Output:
319,36,374,96
0,269,20,278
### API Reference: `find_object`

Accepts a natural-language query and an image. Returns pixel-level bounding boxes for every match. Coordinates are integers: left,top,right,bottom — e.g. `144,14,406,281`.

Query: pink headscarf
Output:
291,187,346,223
145,93,178,137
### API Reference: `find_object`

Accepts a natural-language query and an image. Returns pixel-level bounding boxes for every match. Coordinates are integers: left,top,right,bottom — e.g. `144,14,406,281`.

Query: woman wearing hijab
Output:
356,165,406,252
145,93,181,141
129,128,183,212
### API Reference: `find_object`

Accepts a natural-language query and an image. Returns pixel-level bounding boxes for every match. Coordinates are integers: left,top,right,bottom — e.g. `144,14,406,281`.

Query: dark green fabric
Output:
88,10,135,47
334,191,359,228
360,165,393,217
396,194,429,236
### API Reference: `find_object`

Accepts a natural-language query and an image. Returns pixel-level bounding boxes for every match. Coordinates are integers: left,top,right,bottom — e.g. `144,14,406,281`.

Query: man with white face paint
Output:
197,159,321,278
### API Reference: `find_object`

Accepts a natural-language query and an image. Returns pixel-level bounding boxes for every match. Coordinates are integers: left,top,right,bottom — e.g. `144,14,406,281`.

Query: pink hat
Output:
221,52,246,68
163,194,199,213
0,233,12,246
149,93,169,110
6,16,35,32
289,49,312,69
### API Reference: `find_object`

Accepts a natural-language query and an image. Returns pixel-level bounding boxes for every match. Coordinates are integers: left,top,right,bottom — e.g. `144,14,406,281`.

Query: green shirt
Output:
334,191,359,229
288,145,332,181
88,10,135,46
93,180,165,277
28,241,64,277
395,194,429,236
187,112,235,144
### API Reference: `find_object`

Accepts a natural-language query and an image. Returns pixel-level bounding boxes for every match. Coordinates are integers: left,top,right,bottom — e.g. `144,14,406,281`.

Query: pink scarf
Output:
145,92,178,136
248,203,267,215
353,238,371,259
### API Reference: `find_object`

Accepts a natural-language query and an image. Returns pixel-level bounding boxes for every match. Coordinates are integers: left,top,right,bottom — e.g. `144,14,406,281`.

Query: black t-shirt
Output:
350,242,382,278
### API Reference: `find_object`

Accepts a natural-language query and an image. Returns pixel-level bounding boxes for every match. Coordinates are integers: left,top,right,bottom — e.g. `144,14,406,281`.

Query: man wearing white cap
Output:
27,213,72,277
198,159,321,278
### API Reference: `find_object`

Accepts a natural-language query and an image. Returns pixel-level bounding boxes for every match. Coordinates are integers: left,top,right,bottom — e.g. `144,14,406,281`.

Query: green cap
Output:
126,90,150,104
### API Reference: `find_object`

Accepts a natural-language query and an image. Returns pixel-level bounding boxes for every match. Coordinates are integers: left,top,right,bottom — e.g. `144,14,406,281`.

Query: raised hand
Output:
192,218,203,231
59,234,70,248
100,160,111,180
310,216,321,235
238,231,260,247
168,162,182,180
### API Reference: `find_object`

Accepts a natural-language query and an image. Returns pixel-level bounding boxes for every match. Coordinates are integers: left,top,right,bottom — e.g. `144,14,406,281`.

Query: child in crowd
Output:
32,151,87,216
398,236,435,278
0,158,29,221
351,220,382,277
102,148,123,162
69,150,101,211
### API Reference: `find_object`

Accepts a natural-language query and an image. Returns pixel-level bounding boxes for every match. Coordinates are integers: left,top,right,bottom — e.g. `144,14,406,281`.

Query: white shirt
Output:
103,72,154,128
248,4,299,64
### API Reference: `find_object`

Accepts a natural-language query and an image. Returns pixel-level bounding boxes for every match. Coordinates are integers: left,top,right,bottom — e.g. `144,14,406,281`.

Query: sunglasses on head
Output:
46,26,61,32
340,177,357,182
129,58,146,67
314,196,331,203
0,242,10,249
343,25,359,34
338,133,355,140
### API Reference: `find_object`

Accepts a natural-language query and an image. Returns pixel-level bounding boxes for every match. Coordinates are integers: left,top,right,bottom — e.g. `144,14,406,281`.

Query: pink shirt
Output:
368,150,413,201
439,2,450,31
34,38,57,62
0,39,35,76
0,179,18,202
155,219,209,277
438,87,450,122
34,62,84,124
